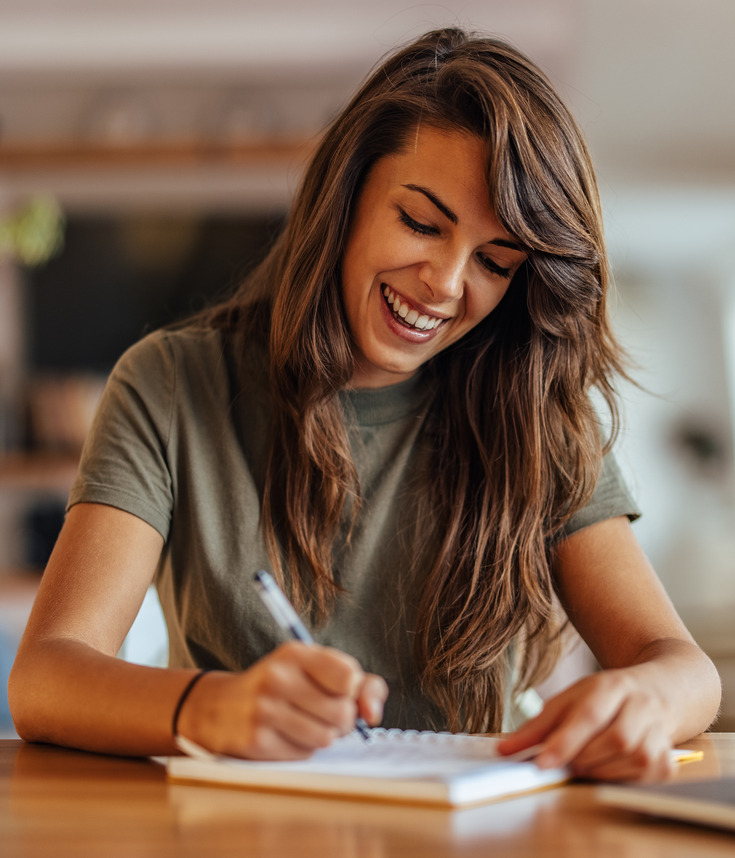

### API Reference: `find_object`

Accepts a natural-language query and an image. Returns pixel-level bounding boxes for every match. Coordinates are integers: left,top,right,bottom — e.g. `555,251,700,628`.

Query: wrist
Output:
172,670,212,742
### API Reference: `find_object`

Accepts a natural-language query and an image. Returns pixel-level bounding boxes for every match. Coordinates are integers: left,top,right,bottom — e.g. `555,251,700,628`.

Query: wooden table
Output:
2,734,734,857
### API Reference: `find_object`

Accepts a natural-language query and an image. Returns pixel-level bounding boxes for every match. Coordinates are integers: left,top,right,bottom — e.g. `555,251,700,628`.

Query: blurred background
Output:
1,0,734,734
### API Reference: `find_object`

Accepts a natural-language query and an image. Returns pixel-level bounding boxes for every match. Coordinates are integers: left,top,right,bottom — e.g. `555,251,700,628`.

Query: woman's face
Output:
341,125,527,389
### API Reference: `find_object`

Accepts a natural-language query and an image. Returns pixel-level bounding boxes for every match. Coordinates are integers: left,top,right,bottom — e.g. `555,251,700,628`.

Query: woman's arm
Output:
8,503,386,759
497,515,721,781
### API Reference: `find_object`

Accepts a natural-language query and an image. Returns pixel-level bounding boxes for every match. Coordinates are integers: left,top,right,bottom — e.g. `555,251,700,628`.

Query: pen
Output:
254,569,371,741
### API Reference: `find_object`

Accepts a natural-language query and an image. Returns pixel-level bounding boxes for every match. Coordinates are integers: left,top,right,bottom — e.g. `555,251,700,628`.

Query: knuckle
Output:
250,695,276,726
331,650,363,682
259,659,296,695
606,730,635,756
276,640,304,660
575,699,608,726
316,648,364,694
333,697,358,729
245,723,280,758
258,669,282,696
324,645,359,670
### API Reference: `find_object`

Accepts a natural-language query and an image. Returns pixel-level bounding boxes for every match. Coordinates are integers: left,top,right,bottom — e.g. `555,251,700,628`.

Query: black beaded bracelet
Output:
171,670,211,738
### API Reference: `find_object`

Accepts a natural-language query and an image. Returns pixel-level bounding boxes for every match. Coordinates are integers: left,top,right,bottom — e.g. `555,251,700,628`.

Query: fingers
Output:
181,643,388,760
560,699,674,783
531,675,630,769
496,694,576,756
497,671,674,782
570,727,674,783
248,643,364,740
284,645,388,729
357,673,389,726
296,642,365,699
236,691,341,760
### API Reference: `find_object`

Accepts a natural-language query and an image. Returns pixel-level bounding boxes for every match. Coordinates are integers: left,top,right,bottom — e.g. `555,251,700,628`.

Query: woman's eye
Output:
398,209,439,236
398,207,514,279
478,253,512,279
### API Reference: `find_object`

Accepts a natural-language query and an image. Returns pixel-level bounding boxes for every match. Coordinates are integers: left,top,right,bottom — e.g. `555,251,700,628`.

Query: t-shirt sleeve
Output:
560,450,641,540
67,330,176,540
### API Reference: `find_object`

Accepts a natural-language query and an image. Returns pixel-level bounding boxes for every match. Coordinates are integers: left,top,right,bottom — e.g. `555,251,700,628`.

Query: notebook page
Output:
225,729,505,780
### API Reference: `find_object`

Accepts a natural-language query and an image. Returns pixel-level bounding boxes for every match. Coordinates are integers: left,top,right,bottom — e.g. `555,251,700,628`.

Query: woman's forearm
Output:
9,636,198,757
9,634,388,760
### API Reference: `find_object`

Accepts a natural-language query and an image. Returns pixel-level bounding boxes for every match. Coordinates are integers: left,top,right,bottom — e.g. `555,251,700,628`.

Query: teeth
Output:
382,285,443,332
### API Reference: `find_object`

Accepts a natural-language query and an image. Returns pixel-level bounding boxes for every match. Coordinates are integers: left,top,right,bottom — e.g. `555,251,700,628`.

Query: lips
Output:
382,285,445,331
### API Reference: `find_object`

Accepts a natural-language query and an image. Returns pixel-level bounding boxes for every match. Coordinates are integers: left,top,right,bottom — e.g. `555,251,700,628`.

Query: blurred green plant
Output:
0,196,65,267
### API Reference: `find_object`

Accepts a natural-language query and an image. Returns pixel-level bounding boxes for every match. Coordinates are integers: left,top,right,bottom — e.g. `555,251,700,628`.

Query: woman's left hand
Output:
501,516,720,782
496,668,676,782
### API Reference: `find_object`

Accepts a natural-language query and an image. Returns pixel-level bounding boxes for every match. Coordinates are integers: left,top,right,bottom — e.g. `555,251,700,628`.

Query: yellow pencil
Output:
673,749,704,766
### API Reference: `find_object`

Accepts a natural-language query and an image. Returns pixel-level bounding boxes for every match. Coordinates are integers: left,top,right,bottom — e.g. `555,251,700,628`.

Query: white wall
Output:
604,189,735,683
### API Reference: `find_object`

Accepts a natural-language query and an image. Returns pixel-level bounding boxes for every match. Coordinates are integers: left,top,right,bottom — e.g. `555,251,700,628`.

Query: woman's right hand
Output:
175,642,388,760
9,503,387,760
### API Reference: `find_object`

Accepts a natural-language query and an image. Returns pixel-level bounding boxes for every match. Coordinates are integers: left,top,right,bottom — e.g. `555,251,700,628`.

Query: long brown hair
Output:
206,28,627,730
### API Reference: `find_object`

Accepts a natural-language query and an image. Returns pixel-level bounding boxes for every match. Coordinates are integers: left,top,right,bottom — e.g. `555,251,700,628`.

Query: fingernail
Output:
367,699,383,724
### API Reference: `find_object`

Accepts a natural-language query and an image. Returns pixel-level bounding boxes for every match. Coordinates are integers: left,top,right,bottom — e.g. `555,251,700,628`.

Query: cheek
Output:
467,280,512,324
352,219,422,274
340,238,369,311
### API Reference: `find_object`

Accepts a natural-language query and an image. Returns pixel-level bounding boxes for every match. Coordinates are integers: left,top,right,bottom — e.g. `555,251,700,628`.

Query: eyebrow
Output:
402,183,526,252
403,183,458,224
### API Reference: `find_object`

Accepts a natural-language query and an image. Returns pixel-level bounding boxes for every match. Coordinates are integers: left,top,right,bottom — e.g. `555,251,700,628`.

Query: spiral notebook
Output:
166,729,569,807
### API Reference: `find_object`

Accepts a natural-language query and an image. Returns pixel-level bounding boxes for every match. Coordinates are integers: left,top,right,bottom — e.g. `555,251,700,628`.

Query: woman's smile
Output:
380,284,449,336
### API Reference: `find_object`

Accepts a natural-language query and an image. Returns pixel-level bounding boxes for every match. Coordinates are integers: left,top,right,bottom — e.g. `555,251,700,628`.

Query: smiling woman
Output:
8,27,720,781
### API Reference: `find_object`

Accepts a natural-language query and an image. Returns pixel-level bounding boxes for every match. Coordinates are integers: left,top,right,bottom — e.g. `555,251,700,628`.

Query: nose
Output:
417,247,466,302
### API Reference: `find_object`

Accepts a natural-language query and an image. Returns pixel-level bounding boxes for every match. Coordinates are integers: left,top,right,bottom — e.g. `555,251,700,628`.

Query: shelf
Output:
0,138,316,171
0,453,79,494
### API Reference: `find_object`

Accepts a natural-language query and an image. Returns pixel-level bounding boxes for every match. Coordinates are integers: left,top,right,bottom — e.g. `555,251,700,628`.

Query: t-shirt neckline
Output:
340,373,429,426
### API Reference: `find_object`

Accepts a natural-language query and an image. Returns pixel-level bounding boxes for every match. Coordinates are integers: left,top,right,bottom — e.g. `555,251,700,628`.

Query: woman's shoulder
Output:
119,324,229,363
115,323,270,415
113,323,258,382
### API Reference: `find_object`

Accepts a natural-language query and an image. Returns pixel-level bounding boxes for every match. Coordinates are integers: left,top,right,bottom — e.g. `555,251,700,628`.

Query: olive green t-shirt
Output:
69,326,639,731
